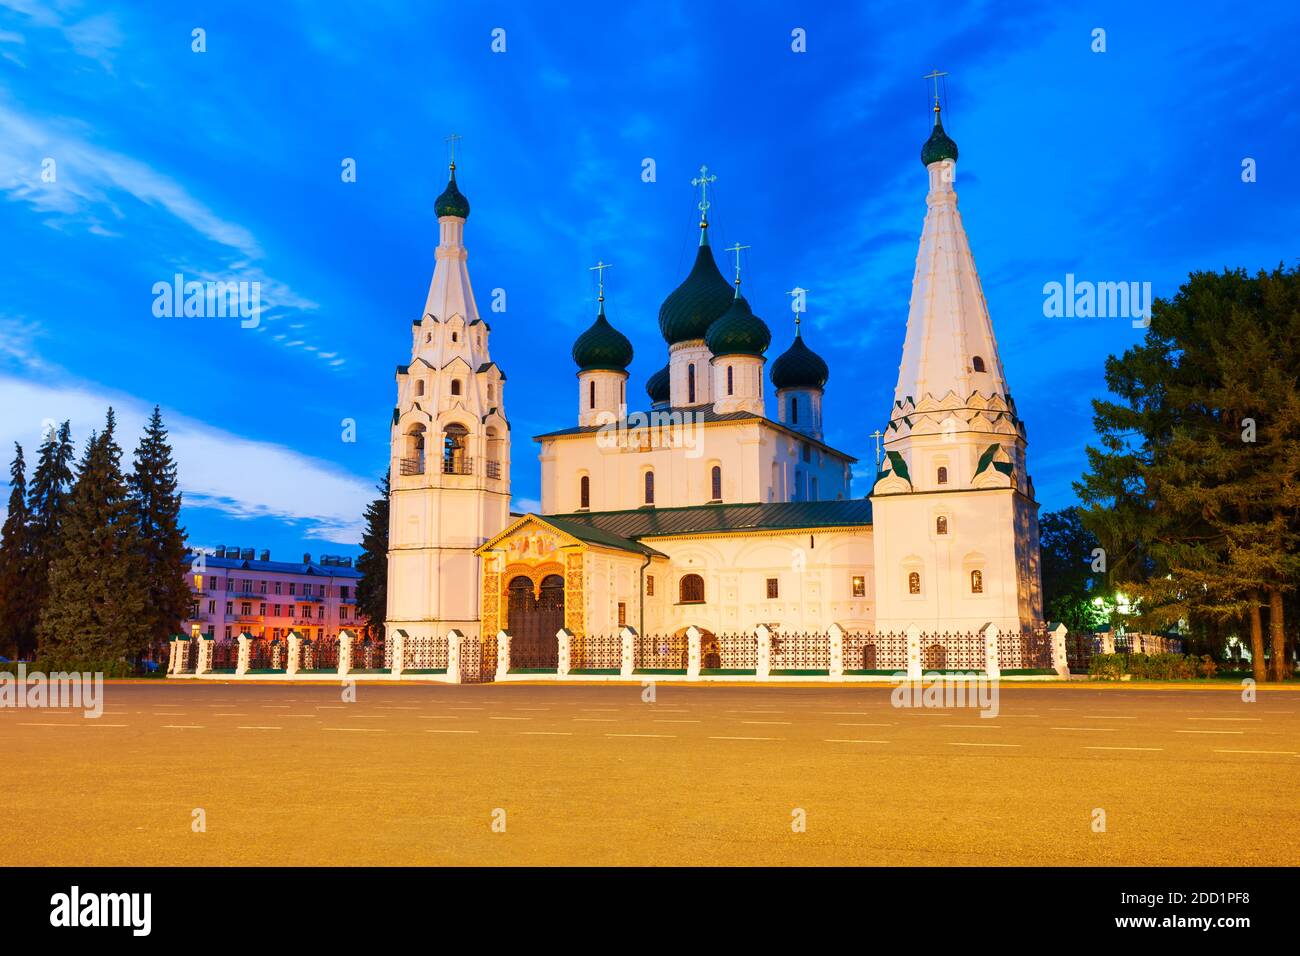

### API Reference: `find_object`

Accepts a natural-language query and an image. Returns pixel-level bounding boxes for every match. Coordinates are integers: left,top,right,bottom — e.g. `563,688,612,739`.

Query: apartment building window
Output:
226,579,233,592
646,575,655,597
206,626,215,638
259,581,267,594
851,575,866,598
259,603,266,615
340,607,349,621
275,581,282,595
340,586,350,599
225,602,233,615
241,602,251,616
289,583,296,596
224,626,232,639
318,606,325,619
303,583,312,597
210,576,221,590
766,578,779,599
189,601,199,618
274,604,281,616
207,600,216,614
272,628,281,640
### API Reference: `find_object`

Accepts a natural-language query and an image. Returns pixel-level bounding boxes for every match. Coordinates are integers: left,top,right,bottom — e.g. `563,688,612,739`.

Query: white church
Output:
384,99,1044,670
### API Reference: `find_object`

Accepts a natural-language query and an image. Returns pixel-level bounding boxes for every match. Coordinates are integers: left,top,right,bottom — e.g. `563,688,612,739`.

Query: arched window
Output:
425,332,431,342
403,424,426,474
908,571,921,595
487,383,495,400
589,380,596,409
937,466,948,485
443,423,468,474
687,364,696,403
415,380,425,397
972,355,985,373
971,569,984,593
450,379,462,396
643,470,655,505
579,475,590,509
679,573,704,604
726,365,734,395
710,465,722,501
936,516,948,535
789,395,798,424
451,331,458,343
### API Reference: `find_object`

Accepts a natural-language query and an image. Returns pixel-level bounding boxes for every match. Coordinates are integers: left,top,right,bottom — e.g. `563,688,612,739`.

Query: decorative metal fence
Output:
511,631,558,670
1066,632,1098,672
459,634,496,683
353,636,387,672
302,636,339,672
180,638,199,673
998,628,1053,670
634,632,688,673
403,634,449,672
570,633,621,673
920,631,985,671
211,638,238,671
843,631,908,672
770,631,831,673
710,632,757,672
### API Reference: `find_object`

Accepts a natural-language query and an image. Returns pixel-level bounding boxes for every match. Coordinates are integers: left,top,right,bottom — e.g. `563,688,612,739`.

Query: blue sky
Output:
1,0,1297,559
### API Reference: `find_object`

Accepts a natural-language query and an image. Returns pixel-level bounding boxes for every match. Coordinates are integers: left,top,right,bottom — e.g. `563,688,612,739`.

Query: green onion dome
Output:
435,166,471,219
770,325,829,390
657,231,734,345
572,303,633,372
705,293,771,358
921,110,958,167
646,364,670,405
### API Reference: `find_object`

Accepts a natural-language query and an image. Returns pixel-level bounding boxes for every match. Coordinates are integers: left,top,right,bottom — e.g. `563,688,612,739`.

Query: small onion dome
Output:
921,111,958,167
435,166,471,219
770,325,829,390
657,234,734,345
645,364,670,405
571,303,633,372
706,293,771,358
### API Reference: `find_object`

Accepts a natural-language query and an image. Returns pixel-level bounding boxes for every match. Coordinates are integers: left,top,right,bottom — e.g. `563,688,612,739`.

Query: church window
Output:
937,466,948,484
688,364,696,403
801,442,811,463
810,476,818,501
644,470,655,505
415,380,425,397
971,570,984,593
726,365,734,395
443,423,469,474
487,383,494,400
710,465,722,502
851,575,866,598
908,571,921,594
589,380,596,409
451,332,458,343
789,396,798,424
425,332,431,342
937,516,948,534
451,379,462,396
646,575,655,596
972,355,985,373
580,475,590,509
617,603,627,627
766,578,779,599
679,574,704,604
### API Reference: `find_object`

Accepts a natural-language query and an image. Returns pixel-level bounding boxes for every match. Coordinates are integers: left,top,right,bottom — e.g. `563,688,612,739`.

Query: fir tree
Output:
37,410,148,664
0,444,32,657
355,475,389,639
22,420,75,658
128,406,190,656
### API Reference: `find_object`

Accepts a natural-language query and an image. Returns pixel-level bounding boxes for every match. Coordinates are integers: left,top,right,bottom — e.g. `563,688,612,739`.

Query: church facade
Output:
385,102,1043,667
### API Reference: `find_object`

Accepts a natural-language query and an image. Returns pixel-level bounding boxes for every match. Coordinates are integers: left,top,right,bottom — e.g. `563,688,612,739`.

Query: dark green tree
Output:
23,420,75,658
1038,507,1107,632
37,410,148,664
355,475,389,639
0,444,32,658
128,406,190,658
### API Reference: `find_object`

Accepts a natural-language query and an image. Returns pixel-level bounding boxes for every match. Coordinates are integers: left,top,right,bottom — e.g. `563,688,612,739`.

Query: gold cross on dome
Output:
691,165,717,221
588,260,612,302
724,242,749,287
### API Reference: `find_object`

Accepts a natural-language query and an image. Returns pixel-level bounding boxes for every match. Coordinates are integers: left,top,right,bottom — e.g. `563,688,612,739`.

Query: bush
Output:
1089,653,1126,680
0,658,138,678
1088,651,1218,681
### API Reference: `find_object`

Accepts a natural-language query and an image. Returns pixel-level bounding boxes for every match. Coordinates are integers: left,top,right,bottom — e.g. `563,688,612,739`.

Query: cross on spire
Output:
445,132,462,171
589,260,612,303
870,428,885,467
691,165,717,226
923,69,949,117
724,242,750,289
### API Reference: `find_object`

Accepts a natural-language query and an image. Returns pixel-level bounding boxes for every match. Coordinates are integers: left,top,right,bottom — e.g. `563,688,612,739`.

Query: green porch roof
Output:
547,498,872,541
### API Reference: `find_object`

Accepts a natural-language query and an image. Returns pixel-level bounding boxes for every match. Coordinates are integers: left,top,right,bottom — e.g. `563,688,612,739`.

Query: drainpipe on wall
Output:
638,552,651,637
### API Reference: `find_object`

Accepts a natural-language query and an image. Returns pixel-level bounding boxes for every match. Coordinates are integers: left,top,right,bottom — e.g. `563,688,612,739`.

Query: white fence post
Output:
236,633,251,676
445,629,463,684
389,628,406,678
496,630,511,680
686,626,702,680
983,623,1000,679
338,629,354,677
619,626,636,679
906,624,922,681
1050,622,1070,678
828,624,844,681
1099,628,1115,655
556,628,572,677
167,637,179,675
755,624,772,680
287,631,301,677
196,636,212,675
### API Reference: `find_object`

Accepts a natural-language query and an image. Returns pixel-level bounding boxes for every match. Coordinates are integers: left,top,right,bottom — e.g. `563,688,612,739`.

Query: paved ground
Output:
2,680,1297,866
